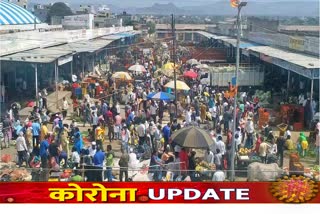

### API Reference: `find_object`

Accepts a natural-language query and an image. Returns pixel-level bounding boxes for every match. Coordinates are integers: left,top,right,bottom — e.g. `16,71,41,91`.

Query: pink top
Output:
115,115,122,125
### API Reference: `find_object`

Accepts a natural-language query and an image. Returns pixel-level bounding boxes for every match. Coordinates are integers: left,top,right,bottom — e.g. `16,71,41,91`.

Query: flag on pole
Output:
230,0,239,8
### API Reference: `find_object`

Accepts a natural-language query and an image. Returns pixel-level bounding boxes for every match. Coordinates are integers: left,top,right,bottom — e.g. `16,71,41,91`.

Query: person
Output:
88,141,97,158
204,148,214,164
128,147,139,173
40,121,49,142
268,139,277,155
93,145,105,182
162,123,171,151
149,150,163,181
285,135,294,150
315,128,320,163
215,136,226,157
39,134,50,181
16,132,28,167
121,125,130,153
105,144,114,181
214,149,223,170
259,141,268,163
245,116,254,149
61,97,69,119
254,133,262,154
276,136,285,167
297,132,308,157
71,146,80,169
212,169,225,181
188,151,197,180
118,149,129,182
71,170,84,182
31,119,40,148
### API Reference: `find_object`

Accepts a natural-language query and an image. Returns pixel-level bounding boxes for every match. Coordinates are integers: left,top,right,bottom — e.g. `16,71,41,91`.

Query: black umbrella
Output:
171,126,212,149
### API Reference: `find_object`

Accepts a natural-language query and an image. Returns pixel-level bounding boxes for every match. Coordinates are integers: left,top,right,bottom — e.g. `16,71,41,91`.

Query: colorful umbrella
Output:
111,72,132,80
164,80,190,91
183,70,198,79
128,63,147,74
147,92,175,101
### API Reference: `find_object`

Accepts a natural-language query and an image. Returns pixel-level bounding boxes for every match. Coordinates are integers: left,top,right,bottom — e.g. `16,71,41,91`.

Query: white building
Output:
62,14,94,30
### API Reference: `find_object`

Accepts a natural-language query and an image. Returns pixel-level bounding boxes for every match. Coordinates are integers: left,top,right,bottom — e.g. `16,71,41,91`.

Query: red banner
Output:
0,182,319,203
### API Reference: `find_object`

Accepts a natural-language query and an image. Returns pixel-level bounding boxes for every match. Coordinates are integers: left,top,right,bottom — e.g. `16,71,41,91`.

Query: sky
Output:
28,0,319,7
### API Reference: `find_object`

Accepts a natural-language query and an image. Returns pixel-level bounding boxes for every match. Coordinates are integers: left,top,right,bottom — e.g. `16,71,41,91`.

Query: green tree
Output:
146,21,156,34
47,2,73,23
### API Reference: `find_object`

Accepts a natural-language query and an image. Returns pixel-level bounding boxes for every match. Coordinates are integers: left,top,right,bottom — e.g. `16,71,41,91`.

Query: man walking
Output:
118,149,129,181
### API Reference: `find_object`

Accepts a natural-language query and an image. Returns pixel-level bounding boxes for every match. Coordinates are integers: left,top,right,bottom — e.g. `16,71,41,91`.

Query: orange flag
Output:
230,0,239,8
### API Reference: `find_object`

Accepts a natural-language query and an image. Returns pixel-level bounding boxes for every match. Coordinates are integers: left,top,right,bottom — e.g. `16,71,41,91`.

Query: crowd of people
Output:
1,44,319,182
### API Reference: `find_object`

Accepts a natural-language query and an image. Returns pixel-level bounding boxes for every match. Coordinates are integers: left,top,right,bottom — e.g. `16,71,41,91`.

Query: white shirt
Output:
16,136,27,152
63,100,69,110
245,120,254,134
215,140,226,155
128,152,138,169
268,144,277,155
204,151,214,164
89,147,97,157
71,151,80,163
185,110,192,124
150,104,158,115
137,124,146,137
212,170,225,181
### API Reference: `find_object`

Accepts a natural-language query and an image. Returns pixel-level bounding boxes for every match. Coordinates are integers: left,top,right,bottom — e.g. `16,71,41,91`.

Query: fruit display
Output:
238,148,250,156
196,161,216,172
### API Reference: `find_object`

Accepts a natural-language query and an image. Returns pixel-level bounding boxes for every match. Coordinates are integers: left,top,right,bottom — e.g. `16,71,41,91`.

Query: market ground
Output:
0,103,317,181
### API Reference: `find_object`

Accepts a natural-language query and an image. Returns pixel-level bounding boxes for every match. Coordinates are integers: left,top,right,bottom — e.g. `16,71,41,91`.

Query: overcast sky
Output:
29,0,318,7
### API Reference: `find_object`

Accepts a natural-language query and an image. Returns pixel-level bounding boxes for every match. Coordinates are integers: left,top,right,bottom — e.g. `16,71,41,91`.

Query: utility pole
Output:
231,1,247,182
171,14,178,116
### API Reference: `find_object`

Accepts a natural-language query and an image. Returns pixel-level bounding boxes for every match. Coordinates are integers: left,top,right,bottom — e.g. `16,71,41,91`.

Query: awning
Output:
219,38,260,48
0,48,73,63
248,46,320,69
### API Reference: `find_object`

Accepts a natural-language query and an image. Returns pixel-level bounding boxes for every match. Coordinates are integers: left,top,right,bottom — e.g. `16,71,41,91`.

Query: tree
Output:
47,2,73,23
146,21,156,35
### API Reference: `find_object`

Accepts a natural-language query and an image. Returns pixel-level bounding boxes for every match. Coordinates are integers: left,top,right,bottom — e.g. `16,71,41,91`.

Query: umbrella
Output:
147,92,175,101
161,62,177,71
111,72,132,80
171,126,211,149
164,80,190,91
128,63,146,74
186,58,199,65
160,69,174,77
183,70,198,79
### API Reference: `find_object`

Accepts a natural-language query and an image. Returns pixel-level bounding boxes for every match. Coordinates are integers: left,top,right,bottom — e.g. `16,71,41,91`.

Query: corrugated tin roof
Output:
0,48,73,63
248,46,320,69
50,39,115,53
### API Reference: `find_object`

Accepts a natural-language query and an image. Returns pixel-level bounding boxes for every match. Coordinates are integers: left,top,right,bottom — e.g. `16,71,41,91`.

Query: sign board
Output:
58,55,73,66
289,37,305,52
62,14,94,29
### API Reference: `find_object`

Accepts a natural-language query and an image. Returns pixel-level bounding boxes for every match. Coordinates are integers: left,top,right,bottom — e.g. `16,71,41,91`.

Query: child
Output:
285,135,294,150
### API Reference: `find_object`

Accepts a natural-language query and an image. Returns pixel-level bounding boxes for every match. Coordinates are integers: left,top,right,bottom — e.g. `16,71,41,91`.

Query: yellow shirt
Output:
301,140,308,150
40,125,48,142
286,139,294,150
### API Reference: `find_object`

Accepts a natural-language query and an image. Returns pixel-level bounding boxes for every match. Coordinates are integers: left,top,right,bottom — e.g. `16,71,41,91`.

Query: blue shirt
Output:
32,122,40,136
162,125,171,141
93,151,105,167
74,131,83,154
40,140,49,158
